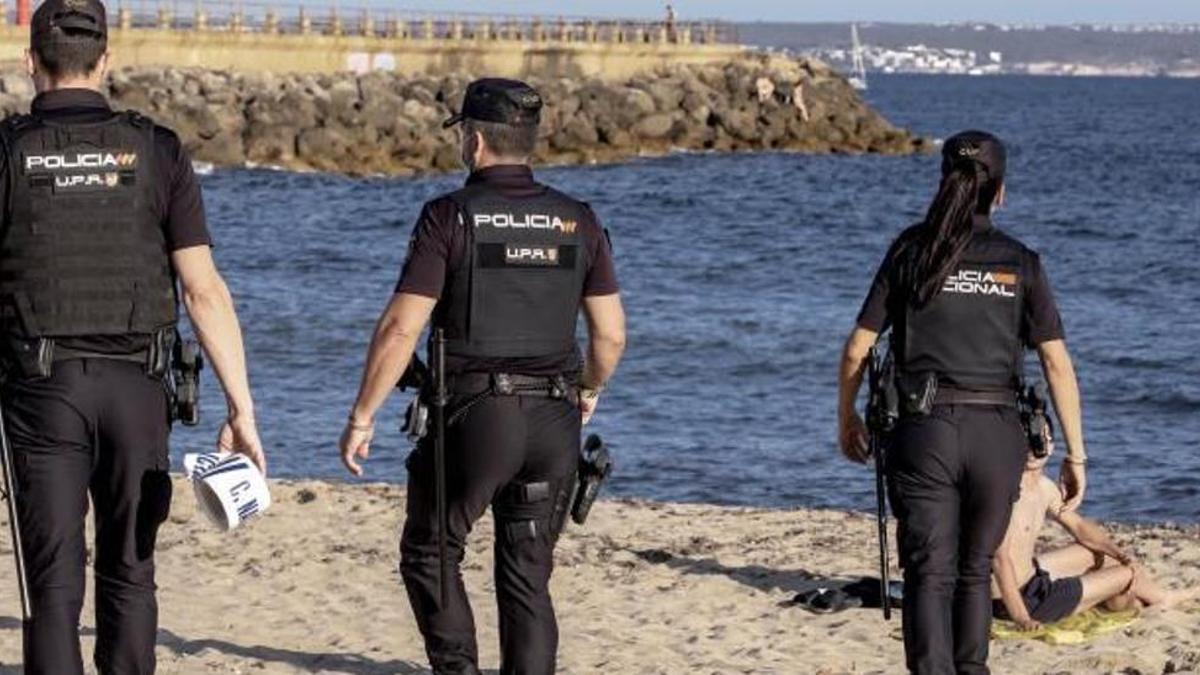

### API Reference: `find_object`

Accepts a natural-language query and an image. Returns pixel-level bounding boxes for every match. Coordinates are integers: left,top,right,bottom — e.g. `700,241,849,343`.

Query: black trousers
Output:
3,359,173,675
886,405,1026,675
400,394,579,675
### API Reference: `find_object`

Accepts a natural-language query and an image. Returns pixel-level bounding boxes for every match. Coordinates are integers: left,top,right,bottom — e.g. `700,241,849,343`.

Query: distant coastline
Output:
739,21,1200,80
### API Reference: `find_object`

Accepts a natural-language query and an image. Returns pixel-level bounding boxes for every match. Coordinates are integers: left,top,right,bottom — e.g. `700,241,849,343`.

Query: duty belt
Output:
445,372,577,426
2,330,174,380
933,389,1017,407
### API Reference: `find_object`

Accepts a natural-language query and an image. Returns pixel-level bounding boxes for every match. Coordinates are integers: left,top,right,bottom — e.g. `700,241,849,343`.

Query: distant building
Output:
810,42,1005,76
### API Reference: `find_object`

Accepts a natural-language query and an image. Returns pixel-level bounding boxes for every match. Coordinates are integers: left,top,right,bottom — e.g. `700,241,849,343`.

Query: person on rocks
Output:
338,78,626,675
0,1,265,672
792,80,810,121
756,76,776,104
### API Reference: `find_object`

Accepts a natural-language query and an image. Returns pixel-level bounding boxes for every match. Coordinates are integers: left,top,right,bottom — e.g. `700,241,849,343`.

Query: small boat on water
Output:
849,24,869,91
192,161,215,176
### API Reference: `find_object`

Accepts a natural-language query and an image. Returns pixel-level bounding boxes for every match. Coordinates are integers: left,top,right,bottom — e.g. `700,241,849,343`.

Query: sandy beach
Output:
0,477,1197,674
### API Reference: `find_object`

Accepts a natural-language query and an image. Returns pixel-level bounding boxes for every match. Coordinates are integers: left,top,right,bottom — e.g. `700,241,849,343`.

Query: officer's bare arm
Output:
837,327,878,462
350,293,438,426
1037,340,1085,462
839,327,877,420
580,294,626,390
1037,339,1088,510
172,245,255,421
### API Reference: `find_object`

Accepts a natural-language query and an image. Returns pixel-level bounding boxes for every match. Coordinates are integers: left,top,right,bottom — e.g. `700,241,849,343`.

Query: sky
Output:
370,1,1200,24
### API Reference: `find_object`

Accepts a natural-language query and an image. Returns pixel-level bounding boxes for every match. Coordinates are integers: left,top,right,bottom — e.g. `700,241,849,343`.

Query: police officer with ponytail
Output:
837,131,1088,673
1,1,265,671
339,78,626,674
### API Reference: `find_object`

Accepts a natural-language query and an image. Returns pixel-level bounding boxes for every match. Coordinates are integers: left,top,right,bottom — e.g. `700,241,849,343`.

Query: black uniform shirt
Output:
0,88,212,354
397,165,619,376
857,215,1065,348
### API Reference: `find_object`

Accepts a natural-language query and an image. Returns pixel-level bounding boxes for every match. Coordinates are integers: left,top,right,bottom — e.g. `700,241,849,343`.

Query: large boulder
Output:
633,113,674,140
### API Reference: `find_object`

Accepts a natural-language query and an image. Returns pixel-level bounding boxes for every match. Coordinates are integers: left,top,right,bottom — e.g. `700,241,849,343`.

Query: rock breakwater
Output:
0,55,929,176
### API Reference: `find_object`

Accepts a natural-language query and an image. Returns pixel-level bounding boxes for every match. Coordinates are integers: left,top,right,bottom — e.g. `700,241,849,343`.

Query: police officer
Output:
836,131,1088,674
0,1,266,672
338,78,626,674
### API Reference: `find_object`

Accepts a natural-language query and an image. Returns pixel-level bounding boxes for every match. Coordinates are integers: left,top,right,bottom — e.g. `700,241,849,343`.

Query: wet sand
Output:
0,478,1197,673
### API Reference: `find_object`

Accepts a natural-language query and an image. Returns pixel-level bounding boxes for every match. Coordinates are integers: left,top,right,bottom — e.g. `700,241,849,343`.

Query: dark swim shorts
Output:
995,560,1084,624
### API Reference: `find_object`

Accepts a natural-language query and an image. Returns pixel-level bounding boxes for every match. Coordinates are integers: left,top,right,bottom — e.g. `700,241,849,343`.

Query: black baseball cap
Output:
942,130,1006,181
442,78,543,129
32,0,108,44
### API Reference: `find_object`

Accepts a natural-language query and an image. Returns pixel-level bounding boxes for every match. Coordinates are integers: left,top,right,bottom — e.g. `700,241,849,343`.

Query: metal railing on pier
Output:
1,0,738,45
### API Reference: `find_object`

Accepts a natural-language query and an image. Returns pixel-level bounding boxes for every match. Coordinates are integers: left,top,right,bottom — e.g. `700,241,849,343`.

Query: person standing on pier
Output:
837,131,1088,674
0,0,265,672
339,78,626,674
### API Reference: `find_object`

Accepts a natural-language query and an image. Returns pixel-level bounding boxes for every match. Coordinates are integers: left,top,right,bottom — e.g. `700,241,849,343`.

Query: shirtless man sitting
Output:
992,438,1188,630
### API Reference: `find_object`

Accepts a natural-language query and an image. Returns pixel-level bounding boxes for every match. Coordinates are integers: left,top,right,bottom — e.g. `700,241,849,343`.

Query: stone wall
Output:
0,55,930,176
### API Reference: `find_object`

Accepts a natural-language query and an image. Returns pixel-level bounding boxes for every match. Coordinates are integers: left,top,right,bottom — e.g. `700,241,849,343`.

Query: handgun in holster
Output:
571,434,613,526
895,370,936,418
4,337,55,380
171,336,203,427
400,356,432,443
1019,382,1053,458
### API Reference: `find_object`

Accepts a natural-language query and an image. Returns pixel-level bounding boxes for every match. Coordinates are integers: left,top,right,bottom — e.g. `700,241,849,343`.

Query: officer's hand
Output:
579,389,601,426
339,419,375,477
1059,460,1086,512
218,414,267,476
839,412,870,464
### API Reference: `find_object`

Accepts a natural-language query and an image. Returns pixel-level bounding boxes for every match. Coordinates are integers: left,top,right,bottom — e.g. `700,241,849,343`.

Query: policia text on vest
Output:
339,78,626,675
838,131,1089,675
1,1,266,672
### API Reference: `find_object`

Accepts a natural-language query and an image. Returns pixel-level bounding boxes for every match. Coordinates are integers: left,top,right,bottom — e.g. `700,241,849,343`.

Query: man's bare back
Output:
992,452,1192,630
992,471,1060,595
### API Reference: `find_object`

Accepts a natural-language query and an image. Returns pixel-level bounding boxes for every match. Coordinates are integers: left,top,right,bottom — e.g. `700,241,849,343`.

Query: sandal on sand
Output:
789,588,862,614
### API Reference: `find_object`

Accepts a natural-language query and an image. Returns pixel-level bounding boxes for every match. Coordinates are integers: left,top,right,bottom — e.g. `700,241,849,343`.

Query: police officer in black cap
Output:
338,78,626,674
837,131,1088,673
0,1,265,672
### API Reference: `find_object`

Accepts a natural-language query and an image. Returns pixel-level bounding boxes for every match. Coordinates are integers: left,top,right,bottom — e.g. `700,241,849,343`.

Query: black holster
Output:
170,334,203,426
1018,382,1053,458
896,370,938,417
570,434,612,526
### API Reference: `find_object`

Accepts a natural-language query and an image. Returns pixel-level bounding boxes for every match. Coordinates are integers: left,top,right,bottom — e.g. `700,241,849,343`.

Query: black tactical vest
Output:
897,227,1028,391
0,111,177,339
434,182,589,361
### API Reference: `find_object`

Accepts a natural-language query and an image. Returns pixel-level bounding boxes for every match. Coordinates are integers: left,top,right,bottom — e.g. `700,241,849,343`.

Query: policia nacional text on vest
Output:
897,228,1027,399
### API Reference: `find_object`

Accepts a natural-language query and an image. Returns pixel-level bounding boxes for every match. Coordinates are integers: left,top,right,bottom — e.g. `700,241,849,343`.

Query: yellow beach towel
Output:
992,609,1140,645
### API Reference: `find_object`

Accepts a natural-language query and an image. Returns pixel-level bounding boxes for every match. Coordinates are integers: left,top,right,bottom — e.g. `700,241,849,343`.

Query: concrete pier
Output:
0,6,743,80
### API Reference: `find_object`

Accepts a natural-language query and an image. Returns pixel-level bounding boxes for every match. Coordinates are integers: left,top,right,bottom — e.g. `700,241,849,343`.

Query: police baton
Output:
866,345,897,621
432,328,450,607
0,397,33,622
